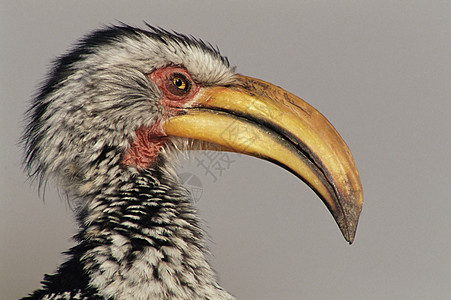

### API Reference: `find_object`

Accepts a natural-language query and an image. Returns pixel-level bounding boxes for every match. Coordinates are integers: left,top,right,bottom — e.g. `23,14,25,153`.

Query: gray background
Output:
1,1,450,299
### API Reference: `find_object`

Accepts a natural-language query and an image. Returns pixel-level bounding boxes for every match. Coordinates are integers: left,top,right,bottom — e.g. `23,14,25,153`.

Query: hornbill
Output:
22,25,363,299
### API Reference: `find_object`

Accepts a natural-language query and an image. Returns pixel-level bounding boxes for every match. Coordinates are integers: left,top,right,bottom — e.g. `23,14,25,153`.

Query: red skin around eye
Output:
148,66,201,109
121,67,201,169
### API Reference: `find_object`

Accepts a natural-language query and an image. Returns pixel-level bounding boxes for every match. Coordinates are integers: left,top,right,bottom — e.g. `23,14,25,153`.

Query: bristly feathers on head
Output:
22,23,236,199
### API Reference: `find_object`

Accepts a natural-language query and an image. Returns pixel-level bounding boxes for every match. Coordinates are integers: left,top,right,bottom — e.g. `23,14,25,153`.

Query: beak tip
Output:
345,222,358,245
341,196,363,244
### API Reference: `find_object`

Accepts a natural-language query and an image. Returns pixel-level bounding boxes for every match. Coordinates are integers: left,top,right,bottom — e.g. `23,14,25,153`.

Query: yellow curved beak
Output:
162,75,363,244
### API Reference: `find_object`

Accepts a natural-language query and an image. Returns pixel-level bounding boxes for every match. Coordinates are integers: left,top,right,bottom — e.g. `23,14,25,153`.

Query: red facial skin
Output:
121,67,201,169
149,66,200,109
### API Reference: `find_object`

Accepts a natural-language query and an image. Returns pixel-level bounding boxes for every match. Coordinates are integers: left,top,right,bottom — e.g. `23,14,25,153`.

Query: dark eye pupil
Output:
175,78,183,87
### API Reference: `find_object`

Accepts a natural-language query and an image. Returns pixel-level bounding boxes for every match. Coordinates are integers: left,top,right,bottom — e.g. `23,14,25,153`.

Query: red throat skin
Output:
121,125,168,169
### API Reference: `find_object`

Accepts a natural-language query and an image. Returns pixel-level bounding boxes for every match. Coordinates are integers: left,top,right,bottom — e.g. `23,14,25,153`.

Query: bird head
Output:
24,25,362,243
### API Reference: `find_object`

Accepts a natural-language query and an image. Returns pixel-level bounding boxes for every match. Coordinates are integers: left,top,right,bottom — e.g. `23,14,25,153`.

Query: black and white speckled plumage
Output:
23,25,236,300
23,167,232,300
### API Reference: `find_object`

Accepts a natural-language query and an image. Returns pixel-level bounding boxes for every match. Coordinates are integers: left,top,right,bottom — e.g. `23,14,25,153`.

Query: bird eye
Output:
173,76,186,90
166,73,191,97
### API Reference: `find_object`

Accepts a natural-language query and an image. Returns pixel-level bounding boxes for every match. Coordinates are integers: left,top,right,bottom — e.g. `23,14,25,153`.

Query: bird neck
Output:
72,166,233,300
